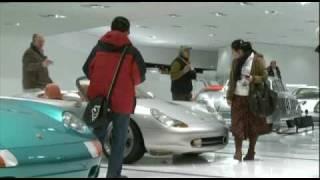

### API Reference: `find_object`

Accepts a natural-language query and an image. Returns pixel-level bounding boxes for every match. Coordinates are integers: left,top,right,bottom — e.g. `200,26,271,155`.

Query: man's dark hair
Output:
231,39,256,81
111,16,130,33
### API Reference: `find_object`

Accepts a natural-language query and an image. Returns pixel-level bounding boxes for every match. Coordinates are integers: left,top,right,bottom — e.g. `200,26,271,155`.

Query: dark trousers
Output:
172,93,192,101
93,112,130,178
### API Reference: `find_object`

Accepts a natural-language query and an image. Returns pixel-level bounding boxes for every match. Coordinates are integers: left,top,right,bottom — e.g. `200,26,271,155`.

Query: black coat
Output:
170,57,196,94
267,66,282,79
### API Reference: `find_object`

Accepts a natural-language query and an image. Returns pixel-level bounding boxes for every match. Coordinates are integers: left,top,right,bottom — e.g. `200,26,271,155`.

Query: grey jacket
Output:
22,44,53,89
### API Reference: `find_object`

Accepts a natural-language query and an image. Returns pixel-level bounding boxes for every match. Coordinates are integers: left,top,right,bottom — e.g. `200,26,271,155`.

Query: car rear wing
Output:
76,76,90,101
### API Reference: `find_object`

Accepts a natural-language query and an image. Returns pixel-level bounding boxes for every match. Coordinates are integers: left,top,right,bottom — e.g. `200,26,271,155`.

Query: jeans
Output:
93,112,130,178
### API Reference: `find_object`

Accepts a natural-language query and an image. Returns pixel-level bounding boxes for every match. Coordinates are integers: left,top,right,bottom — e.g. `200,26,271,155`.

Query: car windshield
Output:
271,79,286,92
295,88,320,99
315,102,319,113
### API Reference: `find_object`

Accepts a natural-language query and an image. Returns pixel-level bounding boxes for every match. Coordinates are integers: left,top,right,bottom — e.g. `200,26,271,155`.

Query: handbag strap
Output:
106,46,129,102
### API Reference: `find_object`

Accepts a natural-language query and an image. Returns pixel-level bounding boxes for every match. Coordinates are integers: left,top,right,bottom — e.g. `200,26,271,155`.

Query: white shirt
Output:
234,52,254,96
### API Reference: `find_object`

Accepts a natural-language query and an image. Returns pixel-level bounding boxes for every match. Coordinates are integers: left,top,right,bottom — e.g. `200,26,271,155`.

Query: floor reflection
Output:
99,127,319,178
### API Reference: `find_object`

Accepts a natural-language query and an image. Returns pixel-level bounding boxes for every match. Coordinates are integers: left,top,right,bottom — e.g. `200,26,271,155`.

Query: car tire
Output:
123,121,146,164
102,120,146,164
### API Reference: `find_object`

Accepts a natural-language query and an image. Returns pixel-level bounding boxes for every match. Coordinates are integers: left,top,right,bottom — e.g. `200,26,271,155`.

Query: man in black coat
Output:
267,60,282,80
170,46,197,101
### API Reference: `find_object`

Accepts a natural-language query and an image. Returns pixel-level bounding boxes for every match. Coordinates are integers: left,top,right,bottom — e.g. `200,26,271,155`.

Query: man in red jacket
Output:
82,16,146,178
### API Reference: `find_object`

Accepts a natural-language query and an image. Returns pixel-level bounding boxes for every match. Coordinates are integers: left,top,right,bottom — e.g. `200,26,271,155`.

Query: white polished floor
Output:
99,127,319,178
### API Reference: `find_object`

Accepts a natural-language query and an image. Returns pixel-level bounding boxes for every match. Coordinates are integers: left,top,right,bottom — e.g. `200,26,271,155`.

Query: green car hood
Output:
0,97,95,149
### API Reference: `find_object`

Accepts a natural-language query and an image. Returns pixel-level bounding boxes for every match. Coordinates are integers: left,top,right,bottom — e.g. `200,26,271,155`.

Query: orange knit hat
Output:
44,83,62,100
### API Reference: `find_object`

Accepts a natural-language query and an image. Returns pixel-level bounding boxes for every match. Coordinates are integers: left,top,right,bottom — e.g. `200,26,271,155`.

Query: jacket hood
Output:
100,30,131,48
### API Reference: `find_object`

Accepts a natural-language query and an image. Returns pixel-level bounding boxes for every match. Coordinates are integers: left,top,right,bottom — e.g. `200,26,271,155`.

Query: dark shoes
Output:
243,152,255,161
234,152,255,161
233,151,242,162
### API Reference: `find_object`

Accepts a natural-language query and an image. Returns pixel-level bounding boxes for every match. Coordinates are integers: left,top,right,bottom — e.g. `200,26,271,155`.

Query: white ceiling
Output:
0,2,319,50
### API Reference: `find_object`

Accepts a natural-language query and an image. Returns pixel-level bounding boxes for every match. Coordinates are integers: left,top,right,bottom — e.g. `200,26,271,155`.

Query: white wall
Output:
136,45,218,69
0,31,218,96
0,34,29,96
216,43,319,86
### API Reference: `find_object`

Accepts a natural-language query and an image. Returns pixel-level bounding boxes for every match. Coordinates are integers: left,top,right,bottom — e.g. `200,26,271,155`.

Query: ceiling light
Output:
40,14,66,19
213,12,227,17
81,4,110,8
151,40,168,44
168,14,180,18
299,2,312,6
264,10,279,15
240,2,252,6
204,25,218,29
4,22,21,27
54,14,66,19
209,34,214,37
136,25,149,29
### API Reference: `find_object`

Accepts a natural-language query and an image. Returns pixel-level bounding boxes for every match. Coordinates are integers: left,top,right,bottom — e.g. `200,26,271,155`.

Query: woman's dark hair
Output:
111,16,130,33
231,39,255,81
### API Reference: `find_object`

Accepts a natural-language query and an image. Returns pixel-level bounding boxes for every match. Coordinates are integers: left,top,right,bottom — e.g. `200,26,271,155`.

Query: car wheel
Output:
103,120,145,164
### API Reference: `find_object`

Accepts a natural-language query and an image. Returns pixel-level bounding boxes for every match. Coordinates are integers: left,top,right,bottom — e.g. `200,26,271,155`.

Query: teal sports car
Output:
0,96,102,178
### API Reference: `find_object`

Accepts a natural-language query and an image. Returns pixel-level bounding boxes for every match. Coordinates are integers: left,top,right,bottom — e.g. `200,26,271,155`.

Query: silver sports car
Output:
290,86,319,124
194,77,302,132
16,77,229,164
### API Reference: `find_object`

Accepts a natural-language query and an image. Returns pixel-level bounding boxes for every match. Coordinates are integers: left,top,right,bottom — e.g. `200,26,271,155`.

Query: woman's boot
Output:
244,136,257,161
234,137,243,161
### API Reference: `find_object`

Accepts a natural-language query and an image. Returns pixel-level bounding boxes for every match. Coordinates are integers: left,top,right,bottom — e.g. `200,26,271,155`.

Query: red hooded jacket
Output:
82,31,146,114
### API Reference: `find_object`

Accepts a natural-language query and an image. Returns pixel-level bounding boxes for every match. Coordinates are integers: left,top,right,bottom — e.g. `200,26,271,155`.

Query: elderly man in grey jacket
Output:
22,33,53,90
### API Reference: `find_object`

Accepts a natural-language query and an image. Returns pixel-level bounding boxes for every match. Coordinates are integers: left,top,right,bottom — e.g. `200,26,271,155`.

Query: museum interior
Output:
0,2,319,178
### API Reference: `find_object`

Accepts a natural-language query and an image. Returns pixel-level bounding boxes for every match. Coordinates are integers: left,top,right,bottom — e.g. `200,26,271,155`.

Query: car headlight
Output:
62,112,89,134
150,109,188,128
